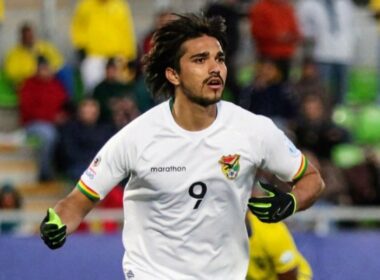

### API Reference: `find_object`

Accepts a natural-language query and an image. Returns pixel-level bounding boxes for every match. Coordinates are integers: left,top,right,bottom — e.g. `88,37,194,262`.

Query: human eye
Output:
217,55,226,63
193,57,206,63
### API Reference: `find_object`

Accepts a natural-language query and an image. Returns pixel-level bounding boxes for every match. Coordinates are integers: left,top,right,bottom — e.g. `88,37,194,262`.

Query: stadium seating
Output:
354,105,380,144
0,69,17,108
333,104,380,145
346,67,377,105
331,143,365,169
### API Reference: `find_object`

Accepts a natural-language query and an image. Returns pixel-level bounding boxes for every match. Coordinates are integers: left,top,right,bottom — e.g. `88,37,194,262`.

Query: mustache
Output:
203,73,225,86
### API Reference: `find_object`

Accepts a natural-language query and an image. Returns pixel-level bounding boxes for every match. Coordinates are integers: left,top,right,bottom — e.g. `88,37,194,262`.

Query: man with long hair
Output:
40,13,324,279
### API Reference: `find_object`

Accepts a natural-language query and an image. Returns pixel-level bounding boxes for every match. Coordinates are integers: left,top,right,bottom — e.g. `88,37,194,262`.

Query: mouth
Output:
206,77,224,90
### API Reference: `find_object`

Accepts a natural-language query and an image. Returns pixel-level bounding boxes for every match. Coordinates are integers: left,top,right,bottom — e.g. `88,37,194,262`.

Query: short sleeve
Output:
260,119,306,182
77,129,132,201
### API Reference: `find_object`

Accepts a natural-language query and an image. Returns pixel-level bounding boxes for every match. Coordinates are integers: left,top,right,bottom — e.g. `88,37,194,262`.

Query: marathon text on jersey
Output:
150,166,187,173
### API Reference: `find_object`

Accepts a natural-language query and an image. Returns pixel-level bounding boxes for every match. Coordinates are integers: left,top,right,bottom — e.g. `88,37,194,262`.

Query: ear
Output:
165,67,180,86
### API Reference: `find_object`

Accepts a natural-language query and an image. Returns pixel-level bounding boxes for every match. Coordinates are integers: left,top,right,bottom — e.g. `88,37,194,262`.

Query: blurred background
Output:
0,0,380,279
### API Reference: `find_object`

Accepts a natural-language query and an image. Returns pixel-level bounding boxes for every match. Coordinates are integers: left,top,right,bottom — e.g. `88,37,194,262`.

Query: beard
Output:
180,82,223,107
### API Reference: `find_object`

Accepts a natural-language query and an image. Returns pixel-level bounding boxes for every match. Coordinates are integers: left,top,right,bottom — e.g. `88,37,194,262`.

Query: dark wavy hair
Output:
143,13,227,100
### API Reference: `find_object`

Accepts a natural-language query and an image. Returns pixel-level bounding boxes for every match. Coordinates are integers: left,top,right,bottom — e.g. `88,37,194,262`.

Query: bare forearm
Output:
54,188,96,234
291,163,325,211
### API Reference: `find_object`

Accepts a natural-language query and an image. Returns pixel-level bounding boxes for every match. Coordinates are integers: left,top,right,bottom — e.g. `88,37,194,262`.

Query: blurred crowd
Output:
1,0,380,234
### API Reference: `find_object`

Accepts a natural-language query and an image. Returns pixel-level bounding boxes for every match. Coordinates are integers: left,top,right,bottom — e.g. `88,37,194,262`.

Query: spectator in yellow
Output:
70,0,137,93
246,213,313,280
0,0,4,23
0,0,4,57
4,22,64,87
370,0,380,35
369,0,380,99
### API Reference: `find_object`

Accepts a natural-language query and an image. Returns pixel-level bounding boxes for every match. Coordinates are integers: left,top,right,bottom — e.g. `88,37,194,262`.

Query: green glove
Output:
40,208,67,249
248,182,297,223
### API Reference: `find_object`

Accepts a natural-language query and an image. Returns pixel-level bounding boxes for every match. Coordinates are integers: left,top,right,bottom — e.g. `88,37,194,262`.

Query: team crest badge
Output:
219,154,240,180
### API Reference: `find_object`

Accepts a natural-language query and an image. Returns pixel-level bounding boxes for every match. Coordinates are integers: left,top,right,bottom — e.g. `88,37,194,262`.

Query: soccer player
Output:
40,13,325,279
246,209,312,280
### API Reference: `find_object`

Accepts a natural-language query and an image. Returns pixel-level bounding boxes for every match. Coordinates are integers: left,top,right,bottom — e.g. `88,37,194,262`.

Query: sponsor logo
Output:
219,154,240,180
85,168,96,179
151,166,186,173
126,270,135,279
273,200,293,219
92,156,101,167
284,137,300,157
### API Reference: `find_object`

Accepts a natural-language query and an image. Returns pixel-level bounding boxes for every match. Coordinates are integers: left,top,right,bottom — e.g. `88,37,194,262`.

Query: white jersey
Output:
78,100,306,280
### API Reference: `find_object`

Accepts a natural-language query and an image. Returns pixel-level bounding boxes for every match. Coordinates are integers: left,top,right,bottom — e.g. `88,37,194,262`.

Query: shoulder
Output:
111,0,130,11
78,0,93,7
61,120,85,135
5,45,23,57
250,1,266,14
92,82,106,94
103,102,168,162
220,100,252,117
251,0,265,9
36,40,58,50
116,101,167,137
21,76,37,87
220,101,276,132
219,101,281,149
74,0,96,13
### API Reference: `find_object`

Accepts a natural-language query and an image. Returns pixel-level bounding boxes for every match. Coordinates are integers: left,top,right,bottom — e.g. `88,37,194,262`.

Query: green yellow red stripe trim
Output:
292,154,308,182
76,180,100,202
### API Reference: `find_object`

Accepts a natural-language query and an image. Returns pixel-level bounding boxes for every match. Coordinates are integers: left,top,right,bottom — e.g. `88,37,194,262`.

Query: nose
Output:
208,59,221,75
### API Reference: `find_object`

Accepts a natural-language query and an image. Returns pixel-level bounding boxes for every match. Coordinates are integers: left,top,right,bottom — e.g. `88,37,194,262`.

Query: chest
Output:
128,130,261,203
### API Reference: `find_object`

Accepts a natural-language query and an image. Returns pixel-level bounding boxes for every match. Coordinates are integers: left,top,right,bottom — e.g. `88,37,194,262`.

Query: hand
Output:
248,182,297,223
40,208,67,249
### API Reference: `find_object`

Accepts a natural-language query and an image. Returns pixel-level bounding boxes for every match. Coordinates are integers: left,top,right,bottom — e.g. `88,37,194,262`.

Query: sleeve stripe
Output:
76,180,100,201
292,154,308,181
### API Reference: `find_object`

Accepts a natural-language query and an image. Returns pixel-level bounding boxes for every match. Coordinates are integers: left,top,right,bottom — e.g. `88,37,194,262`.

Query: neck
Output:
171,95,218,131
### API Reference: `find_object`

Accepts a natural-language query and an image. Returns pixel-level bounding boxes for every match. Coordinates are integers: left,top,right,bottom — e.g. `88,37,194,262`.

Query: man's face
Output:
37,63,53,80
106,65,118,81
303,96,324,122
78,100,100,125
256,61,281,84
21,27,34,48
174,35,227,106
